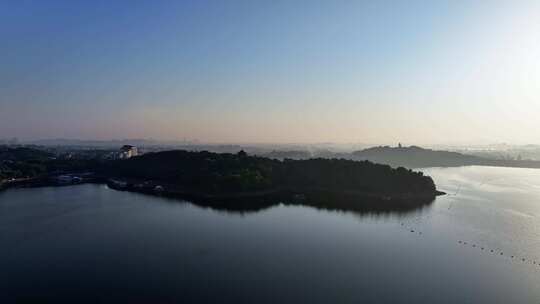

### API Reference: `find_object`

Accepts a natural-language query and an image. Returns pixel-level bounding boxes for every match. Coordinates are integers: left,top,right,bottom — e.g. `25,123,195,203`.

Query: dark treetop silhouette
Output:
99,150,444,212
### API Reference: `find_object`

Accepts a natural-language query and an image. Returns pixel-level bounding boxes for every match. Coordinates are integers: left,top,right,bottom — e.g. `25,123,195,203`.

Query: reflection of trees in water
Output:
143,190,436,217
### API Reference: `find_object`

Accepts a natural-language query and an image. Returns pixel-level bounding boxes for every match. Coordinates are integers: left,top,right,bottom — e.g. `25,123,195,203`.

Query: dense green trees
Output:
0,146,101,181
104,150,437,195
277,158,435,194
1,146,438,196
103,150,275,192
0,147,52,180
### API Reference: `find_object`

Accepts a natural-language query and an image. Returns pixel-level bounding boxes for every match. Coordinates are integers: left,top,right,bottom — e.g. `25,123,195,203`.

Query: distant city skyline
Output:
2,1,540,144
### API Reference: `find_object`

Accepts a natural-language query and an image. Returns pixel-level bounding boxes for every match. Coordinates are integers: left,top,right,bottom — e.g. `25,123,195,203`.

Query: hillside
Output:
351,146,487,168
103,150,442,198
0,147,54,180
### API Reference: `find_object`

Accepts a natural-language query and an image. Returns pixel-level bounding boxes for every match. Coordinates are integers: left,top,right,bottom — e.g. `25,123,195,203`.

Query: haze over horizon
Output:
8,137,538,148
2,1,540,144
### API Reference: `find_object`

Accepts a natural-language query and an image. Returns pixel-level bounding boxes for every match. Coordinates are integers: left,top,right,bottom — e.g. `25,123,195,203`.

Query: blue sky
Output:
1,1,539,144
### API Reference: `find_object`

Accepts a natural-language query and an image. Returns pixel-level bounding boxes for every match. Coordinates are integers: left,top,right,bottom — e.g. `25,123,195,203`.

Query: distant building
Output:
237,150,248,157
119,145,138,159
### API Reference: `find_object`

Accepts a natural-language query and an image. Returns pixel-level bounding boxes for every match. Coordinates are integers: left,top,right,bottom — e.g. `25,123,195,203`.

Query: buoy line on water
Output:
392,183,539,271
457,239,540,269
395,219,539,270
395,221,539,270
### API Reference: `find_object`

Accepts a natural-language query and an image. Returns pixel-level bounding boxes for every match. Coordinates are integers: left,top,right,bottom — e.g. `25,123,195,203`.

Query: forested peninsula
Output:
1,147,444,211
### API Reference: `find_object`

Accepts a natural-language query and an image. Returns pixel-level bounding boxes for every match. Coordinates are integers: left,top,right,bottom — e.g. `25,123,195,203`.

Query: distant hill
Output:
350,145,540,169
351,146,486,168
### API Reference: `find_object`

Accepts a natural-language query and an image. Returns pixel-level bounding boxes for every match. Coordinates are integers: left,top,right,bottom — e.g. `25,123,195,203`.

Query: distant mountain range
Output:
349,146,540,169
350,146,483,168
258,145,540,169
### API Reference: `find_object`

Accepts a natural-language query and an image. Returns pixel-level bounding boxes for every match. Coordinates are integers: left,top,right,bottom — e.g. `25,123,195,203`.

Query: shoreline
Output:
1,175,445,212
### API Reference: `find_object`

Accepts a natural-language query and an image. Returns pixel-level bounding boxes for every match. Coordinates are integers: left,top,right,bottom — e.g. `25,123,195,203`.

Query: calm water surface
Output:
1,166,539,303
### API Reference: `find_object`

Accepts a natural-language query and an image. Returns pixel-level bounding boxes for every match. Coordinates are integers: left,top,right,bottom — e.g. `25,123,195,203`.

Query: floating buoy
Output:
481,247,484,250
500,252,503,255
410,230,415,233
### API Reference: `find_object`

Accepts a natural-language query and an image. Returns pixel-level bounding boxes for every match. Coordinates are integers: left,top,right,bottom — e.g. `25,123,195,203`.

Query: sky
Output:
1,0,540,144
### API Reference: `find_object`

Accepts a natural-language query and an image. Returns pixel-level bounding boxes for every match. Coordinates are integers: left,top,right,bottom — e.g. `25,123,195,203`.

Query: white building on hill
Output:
119,145,138,159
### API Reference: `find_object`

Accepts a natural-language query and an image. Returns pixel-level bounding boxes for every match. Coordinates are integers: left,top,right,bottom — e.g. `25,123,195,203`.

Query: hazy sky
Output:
1,1,540,144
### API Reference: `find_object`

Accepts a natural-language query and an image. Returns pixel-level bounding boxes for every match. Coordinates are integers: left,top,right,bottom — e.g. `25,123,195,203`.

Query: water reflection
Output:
2,168,540,303
129,189,436,217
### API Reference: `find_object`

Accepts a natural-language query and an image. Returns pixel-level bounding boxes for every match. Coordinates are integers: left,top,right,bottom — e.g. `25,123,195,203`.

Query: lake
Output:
1,166,539,303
